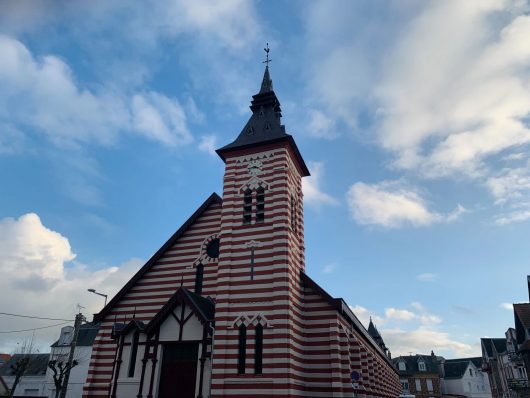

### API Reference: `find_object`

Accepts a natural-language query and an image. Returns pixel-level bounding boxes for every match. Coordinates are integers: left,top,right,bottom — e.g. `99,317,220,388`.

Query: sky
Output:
1,0,530,358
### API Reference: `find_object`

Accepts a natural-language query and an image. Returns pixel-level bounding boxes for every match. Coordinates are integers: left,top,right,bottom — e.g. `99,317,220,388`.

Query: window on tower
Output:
256,186,265,223
243,189,252,224
238,324,247,374
291,194,297,233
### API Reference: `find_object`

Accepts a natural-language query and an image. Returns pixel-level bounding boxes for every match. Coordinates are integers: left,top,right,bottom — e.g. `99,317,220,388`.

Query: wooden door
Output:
158,342,199,398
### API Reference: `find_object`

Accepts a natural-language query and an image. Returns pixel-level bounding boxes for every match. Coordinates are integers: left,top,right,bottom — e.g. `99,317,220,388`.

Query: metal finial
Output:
263,43,272,67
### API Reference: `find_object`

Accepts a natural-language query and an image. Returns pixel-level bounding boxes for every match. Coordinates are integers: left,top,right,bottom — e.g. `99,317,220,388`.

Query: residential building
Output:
44,322,100,398
82,61,403,398
0,353,49,397
441,357,492,398
482,333,529,398
393,353,442,398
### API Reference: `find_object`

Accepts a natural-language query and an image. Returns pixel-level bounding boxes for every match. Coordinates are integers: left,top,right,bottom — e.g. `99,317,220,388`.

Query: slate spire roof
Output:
216,58,310,177
368,318,387,352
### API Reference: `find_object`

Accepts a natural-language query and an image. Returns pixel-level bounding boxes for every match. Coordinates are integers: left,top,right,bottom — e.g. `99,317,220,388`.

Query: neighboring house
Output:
0,355,10,369
44,322,100,398
0,375,9,397
441,357,492,398
393,353,442,398
83,63,403,398
0,353,49,397
482,334,528,398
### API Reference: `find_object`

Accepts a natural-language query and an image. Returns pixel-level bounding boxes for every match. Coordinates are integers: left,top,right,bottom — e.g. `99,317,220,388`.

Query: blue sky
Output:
1,0,530,357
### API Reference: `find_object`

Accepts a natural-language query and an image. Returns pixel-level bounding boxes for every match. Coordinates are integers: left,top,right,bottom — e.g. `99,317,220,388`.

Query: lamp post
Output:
87,288,108,306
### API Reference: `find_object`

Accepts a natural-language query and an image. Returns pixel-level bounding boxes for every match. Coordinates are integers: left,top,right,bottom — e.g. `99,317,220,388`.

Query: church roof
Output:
300,271,396,371
94,192,222,323
216,66,310,177
368,319,387,350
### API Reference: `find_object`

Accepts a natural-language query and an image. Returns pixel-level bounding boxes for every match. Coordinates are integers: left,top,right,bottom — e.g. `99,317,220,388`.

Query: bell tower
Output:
211,51,310,397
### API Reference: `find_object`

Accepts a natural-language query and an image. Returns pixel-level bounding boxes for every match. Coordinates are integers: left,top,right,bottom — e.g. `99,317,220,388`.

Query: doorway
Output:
158,342,199,398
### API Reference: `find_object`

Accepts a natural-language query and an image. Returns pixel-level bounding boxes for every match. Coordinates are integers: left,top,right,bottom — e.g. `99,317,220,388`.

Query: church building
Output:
83,57,402,398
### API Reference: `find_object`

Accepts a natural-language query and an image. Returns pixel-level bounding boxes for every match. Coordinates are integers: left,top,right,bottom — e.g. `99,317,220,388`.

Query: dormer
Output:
397,359,406,371
58,326,74,346
417,356,427,371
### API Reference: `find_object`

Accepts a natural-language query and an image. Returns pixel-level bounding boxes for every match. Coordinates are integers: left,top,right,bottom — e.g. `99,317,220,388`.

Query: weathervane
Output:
263,43,272,67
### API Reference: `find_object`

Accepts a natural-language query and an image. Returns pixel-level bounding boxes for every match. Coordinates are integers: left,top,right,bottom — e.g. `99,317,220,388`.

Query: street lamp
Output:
87,288,108,306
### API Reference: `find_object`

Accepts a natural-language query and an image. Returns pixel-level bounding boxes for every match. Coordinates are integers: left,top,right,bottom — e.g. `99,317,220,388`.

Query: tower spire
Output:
260,43,273,93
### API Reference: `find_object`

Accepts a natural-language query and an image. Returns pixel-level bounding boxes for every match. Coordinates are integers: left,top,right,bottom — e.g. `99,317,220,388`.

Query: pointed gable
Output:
94,192,222,323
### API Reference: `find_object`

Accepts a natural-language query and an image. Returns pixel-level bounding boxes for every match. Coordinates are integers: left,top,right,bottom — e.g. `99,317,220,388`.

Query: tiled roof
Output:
393,354,441,375
514,303,530,329
444,361,470,379
0,354,49,376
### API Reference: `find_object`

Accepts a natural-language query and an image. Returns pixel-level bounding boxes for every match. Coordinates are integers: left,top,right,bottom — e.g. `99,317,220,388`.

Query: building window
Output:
418,361,426,371
238,324,247,374
243,189,252,224
195,263,204,295
255,324,263,374
426,378,433,391
291,195,297,232
398,361,406,371
415,379,422,391
128,331,139,377
469,368,473,377
256,187,265,223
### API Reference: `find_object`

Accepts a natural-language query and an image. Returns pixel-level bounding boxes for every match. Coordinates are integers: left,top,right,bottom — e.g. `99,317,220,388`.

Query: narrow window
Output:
256,187,265,223
255,324,263,374
291,195,296,231
415,378,421,391
195,263,204,295
128,331,139,377
238,324,247,374
243,189,252,224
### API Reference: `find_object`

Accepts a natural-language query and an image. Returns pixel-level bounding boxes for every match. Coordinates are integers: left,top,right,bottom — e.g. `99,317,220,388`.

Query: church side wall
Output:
301,284,402,398
83,202,222,398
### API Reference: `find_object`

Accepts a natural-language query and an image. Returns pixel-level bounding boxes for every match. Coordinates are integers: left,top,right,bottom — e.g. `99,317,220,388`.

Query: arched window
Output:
243,189,252,224
238,324,247,374
195,263,204,295
256,187,265,223
255,324,263,374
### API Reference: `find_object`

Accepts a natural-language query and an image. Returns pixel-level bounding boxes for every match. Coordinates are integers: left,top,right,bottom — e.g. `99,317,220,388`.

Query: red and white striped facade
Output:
83,70,402,398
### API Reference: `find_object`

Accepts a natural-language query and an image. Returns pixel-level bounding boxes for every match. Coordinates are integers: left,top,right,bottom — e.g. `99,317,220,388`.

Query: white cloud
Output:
321,262,338,274
302,161,339,207
385,308,416,321
384,328,478,358
306,109,339,139
198,135,218,156
500,302,514,311
416,273,438,282
352,301,474,357
0,213,141,352
304,1,530,221
347,180,464,228
349,305,385,327
0,35,193,149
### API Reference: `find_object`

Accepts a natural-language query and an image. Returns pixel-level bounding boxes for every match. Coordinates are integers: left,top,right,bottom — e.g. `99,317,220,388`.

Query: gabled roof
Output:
514,303,530,329
444,361,471,379
392,354,441,375
0,354,50,377
115,320,146,337
144,288,215,335
481,338,507,357
300,272,396,371
94,193,222,322
445,356,483,369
